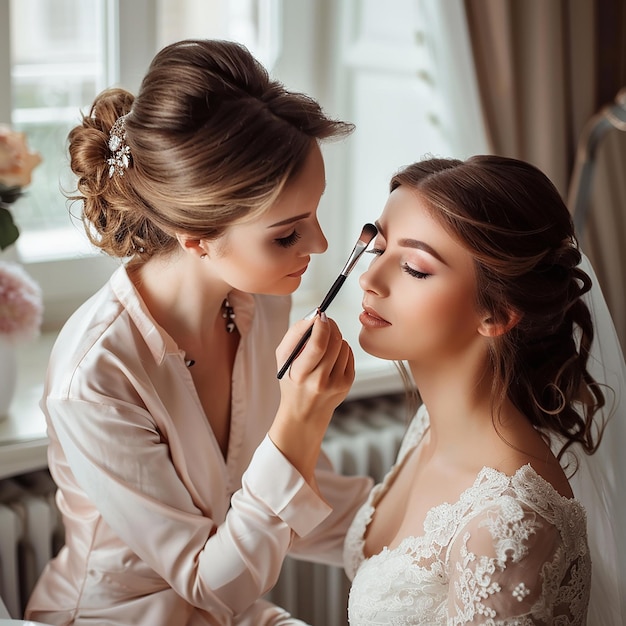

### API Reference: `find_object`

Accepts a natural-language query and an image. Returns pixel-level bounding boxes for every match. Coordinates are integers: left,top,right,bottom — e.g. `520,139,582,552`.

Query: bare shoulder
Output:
490,428,574,499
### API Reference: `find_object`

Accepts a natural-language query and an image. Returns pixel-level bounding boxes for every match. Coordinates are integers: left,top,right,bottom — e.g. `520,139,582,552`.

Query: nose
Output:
307,218,328,255
359,269,375,294
358,256,386,296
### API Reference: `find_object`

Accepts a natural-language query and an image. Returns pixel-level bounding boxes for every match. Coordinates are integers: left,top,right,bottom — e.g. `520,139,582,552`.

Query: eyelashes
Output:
402,264,430,279
275,230,302,248
367,248,431,279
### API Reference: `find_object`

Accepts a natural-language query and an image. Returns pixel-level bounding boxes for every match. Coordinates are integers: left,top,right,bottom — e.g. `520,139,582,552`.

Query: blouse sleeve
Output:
289,450,373,567
446,496,589,624
47,396,333,618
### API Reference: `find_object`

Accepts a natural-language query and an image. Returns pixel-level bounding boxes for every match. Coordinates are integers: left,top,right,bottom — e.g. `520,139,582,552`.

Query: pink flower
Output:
0,261,43,343
0,124,42,188
0,124,43,250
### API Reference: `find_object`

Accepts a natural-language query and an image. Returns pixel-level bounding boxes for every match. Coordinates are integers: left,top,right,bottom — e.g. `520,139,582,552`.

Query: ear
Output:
477,309,521,338
175,234,207,258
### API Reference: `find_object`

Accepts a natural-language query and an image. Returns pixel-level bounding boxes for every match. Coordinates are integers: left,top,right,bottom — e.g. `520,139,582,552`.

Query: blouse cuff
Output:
243,435,332,537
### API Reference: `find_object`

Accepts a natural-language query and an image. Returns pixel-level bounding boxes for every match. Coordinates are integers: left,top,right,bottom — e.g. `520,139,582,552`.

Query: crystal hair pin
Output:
107,114,131,178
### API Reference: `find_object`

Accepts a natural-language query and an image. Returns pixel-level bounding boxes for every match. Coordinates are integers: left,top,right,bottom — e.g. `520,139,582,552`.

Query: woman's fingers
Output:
330,339,355,385
276,312,332,377
283,315,349,382
276,313,325,368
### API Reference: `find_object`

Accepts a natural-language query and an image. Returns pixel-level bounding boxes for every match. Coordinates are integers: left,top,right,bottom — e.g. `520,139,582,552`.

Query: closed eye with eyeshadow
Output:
366,246,432,280
274,230,302,247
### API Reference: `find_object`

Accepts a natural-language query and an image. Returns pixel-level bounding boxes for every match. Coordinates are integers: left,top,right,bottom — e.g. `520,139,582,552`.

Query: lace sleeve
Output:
446,495,590,625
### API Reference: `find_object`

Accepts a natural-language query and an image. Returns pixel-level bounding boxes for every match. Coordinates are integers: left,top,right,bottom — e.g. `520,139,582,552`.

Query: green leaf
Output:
0,206,19,250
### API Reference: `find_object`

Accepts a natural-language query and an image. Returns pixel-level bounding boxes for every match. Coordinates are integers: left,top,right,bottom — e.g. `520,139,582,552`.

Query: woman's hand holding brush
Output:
269,311,354,487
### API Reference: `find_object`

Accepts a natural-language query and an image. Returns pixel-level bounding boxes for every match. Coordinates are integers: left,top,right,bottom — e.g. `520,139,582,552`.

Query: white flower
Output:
512,582,530,602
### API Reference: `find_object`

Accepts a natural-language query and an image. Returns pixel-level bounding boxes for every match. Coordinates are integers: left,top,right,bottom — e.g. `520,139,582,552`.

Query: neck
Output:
410,352,539,475
130,253,233,349
408,349,498,454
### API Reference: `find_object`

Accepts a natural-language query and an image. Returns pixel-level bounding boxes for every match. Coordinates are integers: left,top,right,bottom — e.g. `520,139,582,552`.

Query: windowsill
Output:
0,307,403,480
16,227,101,263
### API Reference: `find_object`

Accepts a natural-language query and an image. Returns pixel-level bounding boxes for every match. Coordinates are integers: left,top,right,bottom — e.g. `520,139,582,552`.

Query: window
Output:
10,0,111,234
8,0,280,254
1,0,158,328
2,0,487,395
2,0,288,329
268,1,489,394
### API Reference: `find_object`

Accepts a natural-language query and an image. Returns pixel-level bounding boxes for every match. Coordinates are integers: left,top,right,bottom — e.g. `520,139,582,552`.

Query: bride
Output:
344,155,624,624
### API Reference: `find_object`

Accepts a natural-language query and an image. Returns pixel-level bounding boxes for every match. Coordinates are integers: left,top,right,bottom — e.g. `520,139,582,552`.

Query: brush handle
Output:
318,274,346,312
276,275,347,379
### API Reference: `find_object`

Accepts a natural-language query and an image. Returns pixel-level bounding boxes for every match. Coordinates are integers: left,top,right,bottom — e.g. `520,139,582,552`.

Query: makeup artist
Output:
25,39,373,626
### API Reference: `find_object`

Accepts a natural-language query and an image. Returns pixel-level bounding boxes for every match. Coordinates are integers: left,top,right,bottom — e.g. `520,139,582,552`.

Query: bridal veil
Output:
565,254,626,624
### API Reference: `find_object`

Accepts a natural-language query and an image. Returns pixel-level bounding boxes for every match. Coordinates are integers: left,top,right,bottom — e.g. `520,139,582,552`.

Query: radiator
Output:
0,393,407,622
0,469,64,619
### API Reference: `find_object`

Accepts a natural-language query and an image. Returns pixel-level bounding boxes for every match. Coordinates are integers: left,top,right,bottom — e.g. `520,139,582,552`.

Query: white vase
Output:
0,335,17,421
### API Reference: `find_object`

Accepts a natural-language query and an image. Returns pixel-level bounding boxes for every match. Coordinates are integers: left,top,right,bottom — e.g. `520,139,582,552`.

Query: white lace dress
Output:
343,406,591,625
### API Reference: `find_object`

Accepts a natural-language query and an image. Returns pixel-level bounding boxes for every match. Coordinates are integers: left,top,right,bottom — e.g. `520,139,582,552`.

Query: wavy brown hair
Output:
67,39,353,263
391,155,605,461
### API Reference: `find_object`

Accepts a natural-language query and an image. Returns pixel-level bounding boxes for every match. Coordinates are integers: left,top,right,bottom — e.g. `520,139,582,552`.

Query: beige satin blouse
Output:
25,266,372,626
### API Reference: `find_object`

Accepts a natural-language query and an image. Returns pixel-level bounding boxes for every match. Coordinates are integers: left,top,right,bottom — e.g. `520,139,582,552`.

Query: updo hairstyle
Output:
67,39,353,262
391,155,605,460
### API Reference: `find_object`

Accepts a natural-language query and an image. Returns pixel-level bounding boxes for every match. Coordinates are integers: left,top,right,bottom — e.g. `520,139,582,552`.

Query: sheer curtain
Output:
418,0,489,157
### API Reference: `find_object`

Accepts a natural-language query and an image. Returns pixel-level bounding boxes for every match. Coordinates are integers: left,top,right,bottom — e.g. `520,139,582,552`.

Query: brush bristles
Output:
360,222,378,244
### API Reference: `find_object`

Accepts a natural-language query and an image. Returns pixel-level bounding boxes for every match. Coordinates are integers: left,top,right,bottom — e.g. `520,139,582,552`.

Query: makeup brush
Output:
277,222,378,379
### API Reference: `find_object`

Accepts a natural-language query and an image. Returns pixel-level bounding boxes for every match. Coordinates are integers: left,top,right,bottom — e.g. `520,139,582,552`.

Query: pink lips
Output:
359,304,391,328
288,264,308,278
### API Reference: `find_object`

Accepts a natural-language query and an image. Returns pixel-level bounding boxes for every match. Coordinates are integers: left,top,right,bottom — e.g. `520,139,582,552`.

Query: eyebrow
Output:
398,238,447,265
375,220,448,265
267,212,311,228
